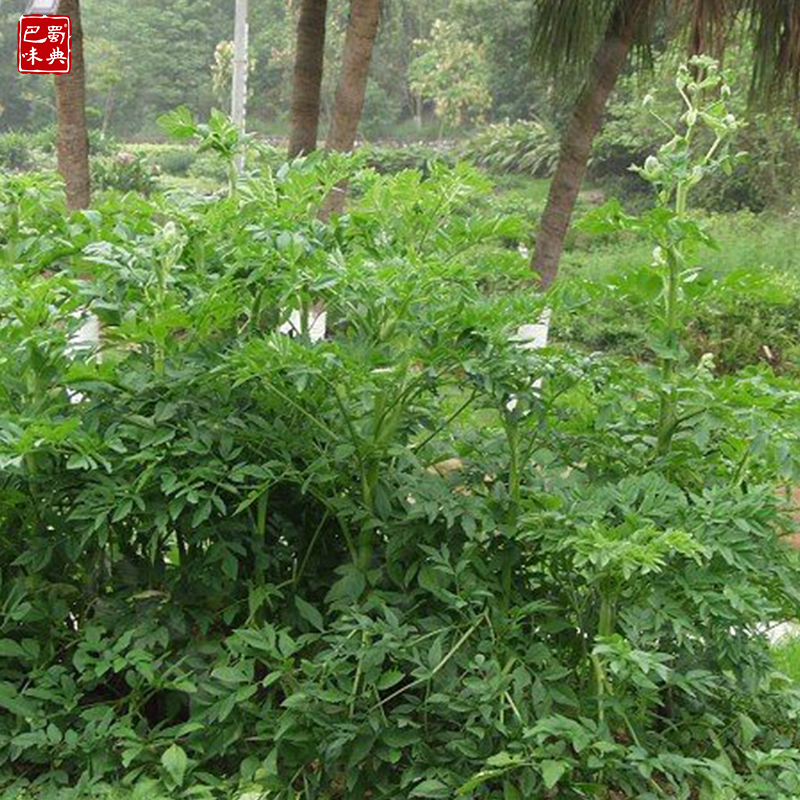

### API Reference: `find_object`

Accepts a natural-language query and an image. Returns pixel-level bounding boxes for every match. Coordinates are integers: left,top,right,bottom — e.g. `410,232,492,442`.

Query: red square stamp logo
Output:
18,15,71,74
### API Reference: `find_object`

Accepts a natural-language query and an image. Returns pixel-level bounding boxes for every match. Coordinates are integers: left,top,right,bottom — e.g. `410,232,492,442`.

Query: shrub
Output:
555,223,800,376
359,142,456,174
149,145,197,176
187,150,229,183
359,82,403,138
0,132,32,171
0,128,119,174
3,83,800,800
463,119,560,177
691,117,800,213
92,150,159,195
688,267,800,374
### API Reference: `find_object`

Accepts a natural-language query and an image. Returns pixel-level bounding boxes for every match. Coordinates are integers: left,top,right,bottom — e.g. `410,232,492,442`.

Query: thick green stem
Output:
357,464,378,572
592,588,616,723
656,181,688,456
592,653,606,724
598,591,616,638
501,419,521,613
505,419,521,512
227,160,238,197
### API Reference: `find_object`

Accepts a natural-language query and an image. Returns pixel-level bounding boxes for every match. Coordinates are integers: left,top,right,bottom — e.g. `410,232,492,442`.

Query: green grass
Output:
490,174,552,206
485,173,800,285
157,174,222,194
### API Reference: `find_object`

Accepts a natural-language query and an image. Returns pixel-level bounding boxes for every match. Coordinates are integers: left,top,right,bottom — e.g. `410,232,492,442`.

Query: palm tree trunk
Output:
289,0,329,158
320,0,381,218
530,0,645,289
55,0,91,210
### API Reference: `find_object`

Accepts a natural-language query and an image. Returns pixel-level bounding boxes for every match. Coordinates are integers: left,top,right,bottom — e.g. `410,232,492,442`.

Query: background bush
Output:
91,150,159,195
0,132,32,171
462,119,560,177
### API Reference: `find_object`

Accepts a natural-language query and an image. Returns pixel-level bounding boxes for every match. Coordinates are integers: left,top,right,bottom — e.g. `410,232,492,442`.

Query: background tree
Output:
408,18,492,133
211,40,235,109
55,0,90,209
529,0,800,290
321,0,381,216
81,0,234,136
326,0,381,153
289,0,328,157
210,39,257,112
85,37,123,136
592,31,800,213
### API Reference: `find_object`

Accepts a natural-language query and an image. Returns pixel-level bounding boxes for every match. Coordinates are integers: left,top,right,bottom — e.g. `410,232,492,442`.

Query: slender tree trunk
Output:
289,0,328,157
530,0,646,289
101,88,115,137
55,0,91,210
320,0,381,218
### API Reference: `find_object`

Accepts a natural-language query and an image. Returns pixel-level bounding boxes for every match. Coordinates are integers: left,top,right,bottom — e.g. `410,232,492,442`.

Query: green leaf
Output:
487,752,524,768
112,499,134,523
295,596,324,631
46,723,62,744
0,682,37,717
158,106,197,140
348,732,375,766
541,759,569,789
161,743,188,787
410,778,450,797
739,713,758,748
211,665,248,684
0,639,26,658
326,567,366,604
504,782,522,800
427,637,443,671
377,670,405,690
191,499,212,528
382,728,421,748
264,747,278,776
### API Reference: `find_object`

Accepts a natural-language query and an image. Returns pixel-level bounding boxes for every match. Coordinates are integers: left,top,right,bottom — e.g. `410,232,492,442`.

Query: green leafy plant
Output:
158,106,249,196
592,40,800,213
580,57,743,456
92,151,159,196
463,119,561,178
126,144,197,178
0,132,33,172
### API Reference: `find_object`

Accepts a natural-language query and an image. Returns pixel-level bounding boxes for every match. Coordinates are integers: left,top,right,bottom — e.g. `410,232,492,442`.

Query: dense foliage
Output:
3,68,800,798
462,120,560,178
408,20,492,129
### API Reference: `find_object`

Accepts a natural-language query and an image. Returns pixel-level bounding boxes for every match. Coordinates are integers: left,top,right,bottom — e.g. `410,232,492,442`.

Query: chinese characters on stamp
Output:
18,15,71,74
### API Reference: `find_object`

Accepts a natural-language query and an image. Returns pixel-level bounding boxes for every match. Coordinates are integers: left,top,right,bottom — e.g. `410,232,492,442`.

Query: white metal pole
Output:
231,0,249,172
